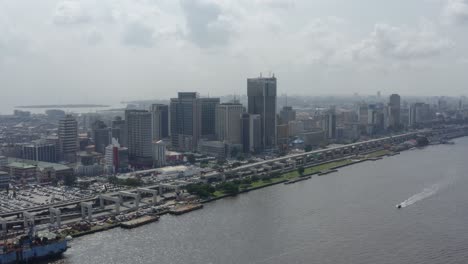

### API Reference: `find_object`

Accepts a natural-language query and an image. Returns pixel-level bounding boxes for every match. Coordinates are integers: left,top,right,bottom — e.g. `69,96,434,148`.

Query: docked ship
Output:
0,227,67,264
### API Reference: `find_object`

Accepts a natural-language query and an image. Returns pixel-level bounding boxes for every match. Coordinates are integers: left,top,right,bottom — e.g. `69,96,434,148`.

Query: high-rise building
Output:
150,104,169,141
125,110,153,167
358,103,368,125
247,76,277,150
409,103,432,127
200,98,220,138
105,138,129,174
112,116,127,146
322,108,336,139
241,113,262,153
170,92,202,152
388,94,401,129
22,143,57,162
279,106,296,125
92,120,116,154
152,140,167,168
58,115,78,162
215,102,244,144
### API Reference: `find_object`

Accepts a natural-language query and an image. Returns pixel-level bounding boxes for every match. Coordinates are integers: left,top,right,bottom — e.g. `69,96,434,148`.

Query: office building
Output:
409,103,432,127
125,110,153,167
150,104,169,141
279,106,296,125
92,120,118,154
358,104,368,126
215,102,244,144
0,171,10,189
323,109,337,139
198,140,227,159
105,139,129,174
112,116,126,146
241,113,262,153
152,140,167,167
200,98,220,138
388,94,401,129
22,143,57,163
247,75,277,149
58,115,78,162
170,92,202,152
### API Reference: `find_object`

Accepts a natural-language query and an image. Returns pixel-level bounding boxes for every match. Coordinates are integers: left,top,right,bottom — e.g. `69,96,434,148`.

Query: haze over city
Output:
2,0,468,113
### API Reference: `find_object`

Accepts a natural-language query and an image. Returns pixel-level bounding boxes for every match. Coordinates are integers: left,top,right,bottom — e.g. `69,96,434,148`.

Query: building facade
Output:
22,143,57,163
125,110,153,167
215,102,244,144
152,140,167,167
241,113,262,153
247,76,277,150
58,115,78,162
151,104,169,141
200,98,220,138
170,92,202,152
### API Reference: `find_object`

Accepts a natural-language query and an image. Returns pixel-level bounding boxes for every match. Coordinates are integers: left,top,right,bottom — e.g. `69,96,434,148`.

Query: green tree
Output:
305,145,313,152
297,166,305,176
63,174,77,186
218,182,239,194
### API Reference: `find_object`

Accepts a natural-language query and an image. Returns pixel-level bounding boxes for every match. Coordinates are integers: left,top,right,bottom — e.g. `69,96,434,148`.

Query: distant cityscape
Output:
0,74,468,241
2,75,467,175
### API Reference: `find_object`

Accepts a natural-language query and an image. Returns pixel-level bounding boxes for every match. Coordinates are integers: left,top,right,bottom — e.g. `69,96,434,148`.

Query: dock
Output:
318,169,338,176
120,215,159,229
284,176,312,184
169,204,203,215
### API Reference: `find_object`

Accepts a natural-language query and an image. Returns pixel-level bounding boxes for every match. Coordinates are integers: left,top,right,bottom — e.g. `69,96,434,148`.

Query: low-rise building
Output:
198,140,227,159
0,171,11,189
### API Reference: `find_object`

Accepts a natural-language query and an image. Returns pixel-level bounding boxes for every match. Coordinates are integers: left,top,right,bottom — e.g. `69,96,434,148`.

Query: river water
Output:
53,137,468,264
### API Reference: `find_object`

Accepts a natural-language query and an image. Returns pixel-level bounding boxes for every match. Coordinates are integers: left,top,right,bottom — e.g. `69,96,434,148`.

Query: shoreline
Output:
66,135,465,239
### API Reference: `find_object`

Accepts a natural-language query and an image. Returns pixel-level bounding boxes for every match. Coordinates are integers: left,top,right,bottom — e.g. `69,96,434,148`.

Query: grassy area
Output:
366,149,390,158
210,149,388,199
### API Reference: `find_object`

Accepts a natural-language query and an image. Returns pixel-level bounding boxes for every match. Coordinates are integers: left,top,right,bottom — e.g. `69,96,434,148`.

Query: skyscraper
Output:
388,94,401,129
322,109,336,139
247,75,277,150
125,110,153,167
112,116,127,146
215,102,244,144
170,92,201,152
92,120,115,154
58,115,78,162
241,113,262,153
150,104,169,141
279,106,296,125
200,98,220,138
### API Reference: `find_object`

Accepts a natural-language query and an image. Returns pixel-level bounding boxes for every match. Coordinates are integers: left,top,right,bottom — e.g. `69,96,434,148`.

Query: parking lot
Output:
0,185,95,213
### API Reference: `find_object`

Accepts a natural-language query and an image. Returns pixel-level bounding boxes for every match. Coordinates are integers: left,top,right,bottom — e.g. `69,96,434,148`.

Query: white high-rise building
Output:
215,102,244,144
58,115,78,162
152,140,167,167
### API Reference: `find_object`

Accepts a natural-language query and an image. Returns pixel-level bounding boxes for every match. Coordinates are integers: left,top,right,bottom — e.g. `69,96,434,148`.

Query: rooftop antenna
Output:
260,72,262,78
285,94,288,107
272,72,275,78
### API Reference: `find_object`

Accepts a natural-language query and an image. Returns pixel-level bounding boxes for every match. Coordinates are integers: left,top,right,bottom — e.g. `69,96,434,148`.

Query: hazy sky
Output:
1,0,468,111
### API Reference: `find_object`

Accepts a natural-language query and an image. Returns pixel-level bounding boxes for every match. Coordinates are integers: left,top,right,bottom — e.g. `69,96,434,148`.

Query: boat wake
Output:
397,184,440,208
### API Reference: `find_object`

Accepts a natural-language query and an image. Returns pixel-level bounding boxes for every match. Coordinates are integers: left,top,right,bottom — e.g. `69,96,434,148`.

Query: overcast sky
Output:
1,0,468,111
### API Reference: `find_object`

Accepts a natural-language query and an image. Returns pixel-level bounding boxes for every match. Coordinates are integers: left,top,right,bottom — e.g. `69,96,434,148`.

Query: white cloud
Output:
442,0,468,24
121,21,155,47
52,0,92,25
347,23,453,62
180,0,235,48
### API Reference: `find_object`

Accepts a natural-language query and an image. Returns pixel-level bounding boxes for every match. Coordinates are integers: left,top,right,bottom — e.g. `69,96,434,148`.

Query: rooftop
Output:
6,158,72,171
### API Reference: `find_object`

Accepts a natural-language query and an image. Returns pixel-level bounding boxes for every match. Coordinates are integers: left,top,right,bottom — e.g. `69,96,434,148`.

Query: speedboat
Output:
396,204,402,209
